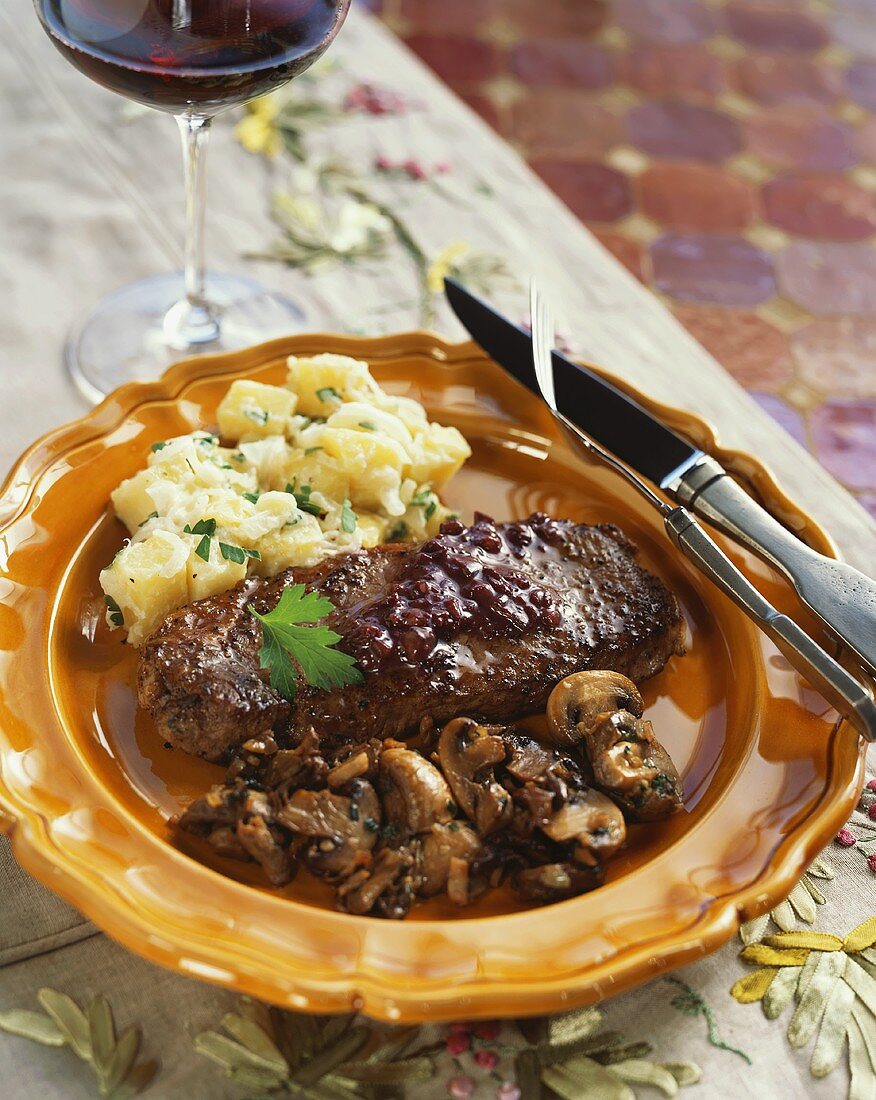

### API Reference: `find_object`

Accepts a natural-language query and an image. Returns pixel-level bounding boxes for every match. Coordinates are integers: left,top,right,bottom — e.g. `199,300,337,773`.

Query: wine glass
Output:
33,0,351,402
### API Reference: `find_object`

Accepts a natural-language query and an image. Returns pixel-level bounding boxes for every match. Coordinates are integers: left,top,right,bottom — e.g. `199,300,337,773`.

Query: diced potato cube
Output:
187,539,247,603
100,530,189,646
233,491,300,543
356,511,389,548
286,354,380,416
319,427,407,514
251,513,325,575
325,403,413,449
238,436,291,490
407,423,471,488
217,380,297,441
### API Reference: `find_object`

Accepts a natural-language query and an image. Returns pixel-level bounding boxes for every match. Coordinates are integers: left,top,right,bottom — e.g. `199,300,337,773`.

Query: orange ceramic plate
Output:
0,333,865,1022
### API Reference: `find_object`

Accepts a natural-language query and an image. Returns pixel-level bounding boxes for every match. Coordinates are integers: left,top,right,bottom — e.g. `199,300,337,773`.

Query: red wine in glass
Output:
37,0,347,113
32,0,351,400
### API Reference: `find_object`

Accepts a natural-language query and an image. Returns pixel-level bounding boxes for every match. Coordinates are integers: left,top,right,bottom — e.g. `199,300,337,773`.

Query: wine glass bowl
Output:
32,0,352,401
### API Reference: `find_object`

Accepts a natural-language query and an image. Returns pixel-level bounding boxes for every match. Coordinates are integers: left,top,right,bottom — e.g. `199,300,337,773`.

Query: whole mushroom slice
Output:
379,748,455,833
437,718,514,836
420,822,487,899
540,788,626,865
236,815,296,886
337,845,417,918
276,779,381,878
545,670,644,750
511,861,602,903
588,711,683,822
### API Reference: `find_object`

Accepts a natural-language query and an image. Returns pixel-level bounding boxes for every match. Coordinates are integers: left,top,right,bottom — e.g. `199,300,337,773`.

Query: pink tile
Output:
855,118,876,165
733,54,842,105
615,0,718,44
763,174,876,240
511,39,614,89
641,163,755,230
776,242,876,314
651,234,775,305
809,400,876,489
532,160,634,222
627,101,740,161
845,60,876,110
674,305,793,389
513,94,622,158
791,318,876,398
592,229,649,282
623,45,726,98
725,5,828,53
399,0,498,34
744,106,855,171
403,35,502,86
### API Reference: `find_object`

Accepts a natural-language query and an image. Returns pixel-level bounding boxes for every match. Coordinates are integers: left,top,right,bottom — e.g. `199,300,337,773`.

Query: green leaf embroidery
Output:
0,988,156,1097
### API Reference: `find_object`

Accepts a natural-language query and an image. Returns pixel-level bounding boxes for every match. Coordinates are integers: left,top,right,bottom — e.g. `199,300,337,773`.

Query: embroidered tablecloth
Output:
0,6,874,1098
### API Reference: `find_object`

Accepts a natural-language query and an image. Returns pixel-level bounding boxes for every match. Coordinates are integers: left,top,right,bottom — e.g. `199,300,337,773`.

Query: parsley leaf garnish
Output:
151,441,167,453
412,489,438,521
242,491,261,504
103,594,124,627
249,584,363,700
358,420,376,431
243,407,269,426
315,386,342,404
285,482,324,517
219,542,261,565
303,446,323,456
341,499,357,533
184,519,217,562
386,521,408,542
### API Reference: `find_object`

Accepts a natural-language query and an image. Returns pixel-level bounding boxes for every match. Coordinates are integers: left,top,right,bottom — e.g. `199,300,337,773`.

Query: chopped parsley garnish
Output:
303,446,323,456
411,489,438,521
248,584,363,702
386,521,408,542
103,594,124,627
151,441,167,453
219,542,261,565
232,452,246,462
243,407,269,426
196,434,218,447
341,499,357,534
358,420,376,431
184,519,217,562
285,482,324,517
315,386,342,404
242,491,261,504
138,511,158,527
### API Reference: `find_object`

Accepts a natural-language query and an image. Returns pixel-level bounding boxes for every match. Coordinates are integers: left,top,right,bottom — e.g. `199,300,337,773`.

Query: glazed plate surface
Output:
0,333,865,1021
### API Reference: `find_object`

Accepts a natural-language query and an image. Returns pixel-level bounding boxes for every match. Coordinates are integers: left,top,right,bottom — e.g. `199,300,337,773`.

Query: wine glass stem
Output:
163,113,220,349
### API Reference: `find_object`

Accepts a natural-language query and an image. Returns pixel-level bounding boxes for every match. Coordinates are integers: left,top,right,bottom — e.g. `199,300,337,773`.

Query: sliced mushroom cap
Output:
420,822,486,898
276,779,381,878
437,718,513,836
511,861,602,902
237,814,295,886
379,747,455,833
545,670,644,749
337,845,417,918
540,788,626,864
588,712,683,822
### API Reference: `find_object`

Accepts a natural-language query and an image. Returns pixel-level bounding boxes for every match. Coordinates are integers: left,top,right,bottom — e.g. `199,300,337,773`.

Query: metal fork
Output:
528,278,876,740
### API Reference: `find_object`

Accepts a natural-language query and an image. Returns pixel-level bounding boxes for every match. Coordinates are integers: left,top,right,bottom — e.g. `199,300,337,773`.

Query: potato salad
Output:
101,354,471,644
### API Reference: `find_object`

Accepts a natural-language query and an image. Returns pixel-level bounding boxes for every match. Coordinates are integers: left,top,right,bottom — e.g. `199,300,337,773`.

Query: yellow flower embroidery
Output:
426,241,470,294
234,94,283,158
731,916,876,1091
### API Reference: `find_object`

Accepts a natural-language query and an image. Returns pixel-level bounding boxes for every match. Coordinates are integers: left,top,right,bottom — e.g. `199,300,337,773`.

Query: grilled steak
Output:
139,513,685,761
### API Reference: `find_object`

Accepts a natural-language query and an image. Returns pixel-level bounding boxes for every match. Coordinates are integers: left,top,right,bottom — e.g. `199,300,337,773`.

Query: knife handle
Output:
664,508,876,742
677,457,876,680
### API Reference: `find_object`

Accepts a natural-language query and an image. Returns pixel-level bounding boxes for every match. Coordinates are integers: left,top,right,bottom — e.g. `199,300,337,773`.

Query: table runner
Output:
1,6,874,1098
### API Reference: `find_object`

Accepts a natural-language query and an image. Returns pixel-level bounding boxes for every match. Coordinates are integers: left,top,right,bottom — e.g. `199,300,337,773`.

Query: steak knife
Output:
445,277,876,681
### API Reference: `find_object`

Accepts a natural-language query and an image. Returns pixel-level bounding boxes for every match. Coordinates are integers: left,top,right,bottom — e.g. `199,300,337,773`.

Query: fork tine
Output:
530,279,557,409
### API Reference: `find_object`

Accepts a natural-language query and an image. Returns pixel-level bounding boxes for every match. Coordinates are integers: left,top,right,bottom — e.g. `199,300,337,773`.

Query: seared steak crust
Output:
138,514,685,761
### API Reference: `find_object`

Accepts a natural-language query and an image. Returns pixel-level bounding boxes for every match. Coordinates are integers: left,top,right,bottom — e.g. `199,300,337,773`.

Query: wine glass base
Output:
65,272,305,404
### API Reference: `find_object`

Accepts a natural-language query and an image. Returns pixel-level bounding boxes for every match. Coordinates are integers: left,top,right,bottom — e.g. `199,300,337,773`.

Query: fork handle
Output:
675,456,876,680
664,507,876,742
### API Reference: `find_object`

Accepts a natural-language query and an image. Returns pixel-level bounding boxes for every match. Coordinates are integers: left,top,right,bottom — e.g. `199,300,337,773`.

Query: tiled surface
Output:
372,0,876,520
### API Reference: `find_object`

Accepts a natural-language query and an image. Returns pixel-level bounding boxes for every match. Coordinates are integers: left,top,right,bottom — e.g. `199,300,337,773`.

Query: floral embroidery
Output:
834,779,876,874
731,917,876,1096
665,976,751,1064
739,857,834,945
0,988,156,1098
